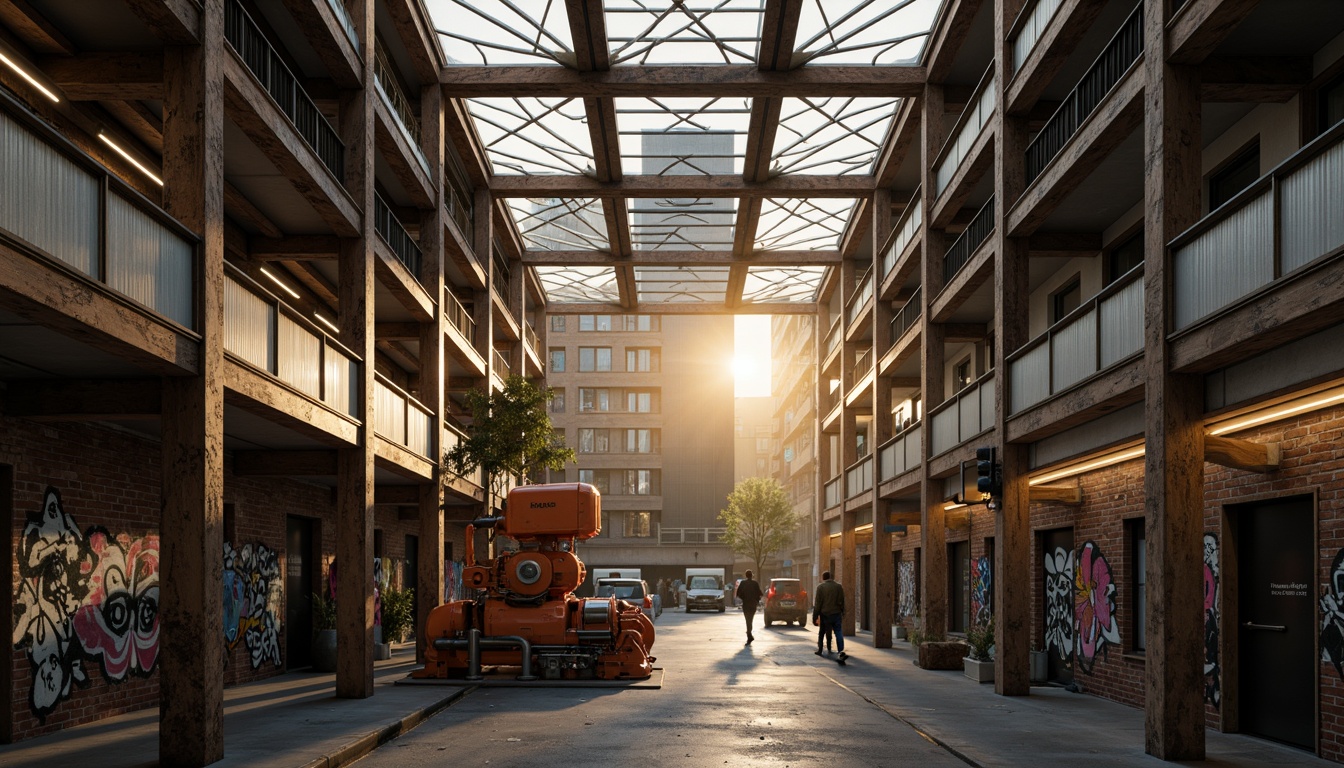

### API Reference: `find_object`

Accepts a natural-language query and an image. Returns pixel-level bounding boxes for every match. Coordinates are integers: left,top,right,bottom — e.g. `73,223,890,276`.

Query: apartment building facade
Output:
771,315,820,583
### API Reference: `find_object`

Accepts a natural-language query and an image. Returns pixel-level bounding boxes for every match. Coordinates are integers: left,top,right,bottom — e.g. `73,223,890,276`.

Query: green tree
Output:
446,374,576,509
718,477,798,577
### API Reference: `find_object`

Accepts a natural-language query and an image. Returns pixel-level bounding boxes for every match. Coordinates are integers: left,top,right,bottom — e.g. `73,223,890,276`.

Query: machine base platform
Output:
396,667,663,689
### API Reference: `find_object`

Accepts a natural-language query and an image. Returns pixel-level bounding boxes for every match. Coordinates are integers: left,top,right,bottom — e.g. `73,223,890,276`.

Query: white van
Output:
684,567,725,612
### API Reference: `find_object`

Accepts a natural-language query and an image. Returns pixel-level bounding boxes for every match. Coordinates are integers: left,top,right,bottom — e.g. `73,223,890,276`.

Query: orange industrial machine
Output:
414,483,655,681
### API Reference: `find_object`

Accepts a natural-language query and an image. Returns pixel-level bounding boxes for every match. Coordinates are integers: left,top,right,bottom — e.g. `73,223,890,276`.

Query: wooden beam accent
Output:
924,0,985,83
520,249,840,266
286,260,340,308
1029,483,1083,504
373,102,435,209
839,197,871,260
874,96,921,188
491,173,873,198
566,0,611,71
251,235,340,260
278,0,361,88
223,364,359,446
1199,56,1313,103
444,96,491,189
1005,358,1144,444
125,0,200,45
1167,0,1260,66
0,0,75,55
383,0,445,81
1204,435,1280,473
233,449,338,476
40,53,163,100
945,508,970,532
544,301,819,315
375,321,420,340
3,378,162,420
376,484,421,505
225,182,284,239
441,65,926,98
1029,231,1101,257
1005,0,1107,116
944,323,987,343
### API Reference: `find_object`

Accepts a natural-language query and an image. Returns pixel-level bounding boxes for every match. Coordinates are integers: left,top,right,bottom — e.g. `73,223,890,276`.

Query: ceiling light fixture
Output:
943,501,967,511
0,49,59,103
1028,445,1146,486
1207,384,1344,436
98,132,163,186
313,312,340,333
260,267,301,300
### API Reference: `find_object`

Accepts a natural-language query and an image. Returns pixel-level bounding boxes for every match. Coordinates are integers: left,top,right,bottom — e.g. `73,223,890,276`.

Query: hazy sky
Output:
734,315,772,398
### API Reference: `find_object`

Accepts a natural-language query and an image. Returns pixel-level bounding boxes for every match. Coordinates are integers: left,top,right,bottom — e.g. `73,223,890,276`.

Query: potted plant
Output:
380,586,415,646
963,618,995,683
311,591,338,672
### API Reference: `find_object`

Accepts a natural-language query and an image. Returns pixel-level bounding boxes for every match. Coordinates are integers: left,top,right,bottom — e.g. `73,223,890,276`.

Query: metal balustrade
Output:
1007,268,1143,413
934,70,996,195
929,373,995,456
493,348,510,376
224,0,344,181
443,421,484,486
1009,0,1065,75
846,457,873,498
373,193,423,278
824,476,843,510
943,196,995,284
854,347,873,377
879,422,923,481
890,286,923,344
446,174,474,245
326,0,358,50
1172,122,1344,330
882,196,923,278
223,266,359,418
824,317,842,354
0,95,196,329
847,266,874,324
1025,4,1143,183
444,290,476,345
374,42,429,174
657,527,727,545
374,374,433,458
525,322,540,355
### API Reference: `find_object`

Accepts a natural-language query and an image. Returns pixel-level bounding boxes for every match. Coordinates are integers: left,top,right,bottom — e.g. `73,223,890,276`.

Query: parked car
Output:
596,577,660,621
763,578,808,626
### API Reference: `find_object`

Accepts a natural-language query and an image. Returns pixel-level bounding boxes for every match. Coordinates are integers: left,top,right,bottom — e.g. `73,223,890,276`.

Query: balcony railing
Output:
824,316,842,355
845,457,873,498
326,0,358,50
446,173,474,245
492,348,510,376
881,196,923,278
373,193,423,278
854,347,873,377
443,420,484,486
524,322,540,355
373,42,429,175
374,374,433,458
824,476,843,510
223,266,359,418
934,69,996,196
1025,4,1143,183
929,372,995,456
1008,267,1143,414
943,196,995,284
444,290,476,345
224,0,344,181
846,265,874,324
0,96,196,330
879,422,923,482
657,526,727,545
1172,121,1344,330
890,286,923,344
1008,0,1065,75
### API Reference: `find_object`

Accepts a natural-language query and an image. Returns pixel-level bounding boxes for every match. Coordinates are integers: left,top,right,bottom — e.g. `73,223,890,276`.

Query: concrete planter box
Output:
917,640,967,670
964,657,994,683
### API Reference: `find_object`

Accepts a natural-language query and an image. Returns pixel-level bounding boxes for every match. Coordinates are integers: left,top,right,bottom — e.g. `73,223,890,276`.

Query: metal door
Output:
285,516,314,669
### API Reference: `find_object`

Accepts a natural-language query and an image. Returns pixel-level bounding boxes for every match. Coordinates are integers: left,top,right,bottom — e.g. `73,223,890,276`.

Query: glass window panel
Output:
603,0,765,65
616,99,750,176
508,197,609,250
755,199,855,250
635,265,730,303
742,266,827,303
536,266,621,303
630,198,737,251
794,0,941,66
773,98,898,175
436,1,576,65
465,98,593,175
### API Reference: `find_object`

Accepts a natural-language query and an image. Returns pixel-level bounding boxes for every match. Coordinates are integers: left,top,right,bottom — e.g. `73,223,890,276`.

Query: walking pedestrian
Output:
812,571,848,664
735,569,763,645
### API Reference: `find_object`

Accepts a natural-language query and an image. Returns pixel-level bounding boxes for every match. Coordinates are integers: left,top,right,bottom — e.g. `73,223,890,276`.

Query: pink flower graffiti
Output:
72,531,161,680
1073,540,1120,673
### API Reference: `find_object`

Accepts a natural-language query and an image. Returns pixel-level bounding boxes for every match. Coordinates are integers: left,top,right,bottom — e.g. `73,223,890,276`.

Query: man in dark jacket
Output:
735,570,763,645
812,571,847,663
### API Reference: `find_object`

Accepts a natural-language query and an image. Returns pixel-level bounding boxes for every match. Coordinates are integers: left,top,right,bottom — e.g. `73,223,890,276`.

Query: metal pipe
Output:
432,631,538,681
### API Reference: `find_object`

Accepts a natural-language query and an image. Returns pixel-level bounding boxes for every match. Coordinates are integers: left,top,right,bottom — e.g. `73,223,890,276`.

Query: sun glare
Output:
733,316,771,398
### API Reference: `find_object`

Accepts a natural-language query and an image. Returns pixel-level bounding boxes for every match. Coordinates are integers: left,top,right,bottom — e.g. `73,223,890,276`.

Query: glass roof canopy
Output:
430,0,943,309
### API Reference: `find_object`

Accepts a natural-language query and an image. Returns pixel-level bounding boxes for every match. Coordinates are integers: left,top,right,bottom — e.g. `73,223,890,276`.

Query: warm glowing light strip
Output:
1207,385,1344,436
1028,445,1145,486
853,523,873,533
260,267,301,299
314,312,340,333
0,51,59,102
943,502,967,511
98,132,163,186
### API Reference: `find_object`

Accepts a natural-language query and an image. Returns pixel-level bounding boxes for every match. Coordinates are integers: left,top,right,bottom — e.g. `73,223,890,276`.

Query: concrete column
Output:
919,81,948,639
872,188,895,648
158,0,225,761
1143,0,1205,757
335,0,377,699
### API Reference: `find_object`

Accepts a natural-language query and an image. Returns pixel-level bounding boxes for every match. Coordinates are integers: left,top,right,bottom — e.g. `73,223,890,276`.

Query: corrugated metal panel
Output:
1281,139,1344,273
1030,402,1144,468
276,313,321,398
0,111,98,275
375,379,405,444
1051,309,1096,392
905,424,922,468
931,404,958,455
935,78,995,194
1173,192,1272,329
224,277,274,371
1012,0,1064,72
979,377,995,432
1099,277,1143,368
106,194,193,327
324,348,356,417
408,406,431,457
1010,343,1050,413
958,387,981,441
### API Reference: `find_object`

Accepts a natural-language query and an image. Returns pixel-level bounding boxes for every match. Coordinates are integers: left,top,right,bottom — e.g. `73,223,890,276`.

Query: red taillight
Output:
767,586,776,598
644,596,653,608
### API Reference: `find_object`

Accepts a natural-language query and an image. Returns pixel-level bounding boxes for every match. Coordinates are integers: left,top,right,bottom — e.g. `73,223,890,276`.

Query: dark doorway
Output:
1236,495,1314,750
1041,527,1075,684
286,516,315,669
404,534,418,592
1,464,13,742
860,554,872,630
949,540,970,633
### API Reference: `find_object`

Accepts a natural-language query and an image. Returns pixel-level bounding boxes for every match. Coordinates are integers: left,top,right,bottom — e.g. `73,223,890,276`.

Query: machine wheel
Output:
718,606,725,613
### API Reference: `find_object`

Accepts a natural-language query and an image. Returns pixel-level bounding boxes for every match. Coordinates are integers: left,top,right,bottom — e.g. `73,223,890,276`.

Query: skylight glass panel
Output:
508,198,609,251
629,197,737,250
755,198,856,250
616,99,751,176
536,266,620,303
431,0,575,65
773,97,898,175
604,0,766,65
794,0,941,66
465,97,593,175
635,266,730,303
742,266,827,303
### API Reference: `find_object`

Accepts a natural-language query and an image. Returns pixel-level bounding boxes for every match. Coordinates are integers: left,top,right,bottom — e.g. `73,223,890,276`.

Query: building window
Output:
624,511,653,538
1320,70,1344,136
624,428,656,453
579,388,610,412
550,316,566,333
1050,276,1081,325
626,389,654,413
578,428,609,453
579,315,612,332
1129,518,1147,652
953,357,973,391
579,347,612,371
578,469,610,494
622,470,657,495
622,315,657,331
549,348,565,372
1208,142,1260,211
550,389,565,413
1106,229,1143,286
626,347,660,372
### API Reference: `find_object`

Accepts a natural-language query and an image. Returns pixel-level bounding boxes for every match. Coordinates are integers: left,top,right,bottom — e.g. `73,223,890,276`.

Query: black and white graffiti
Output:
897,559,916,621
1320,548,1344,680
1043,545,1075,663
222,542,283,669
1203,533,1221,707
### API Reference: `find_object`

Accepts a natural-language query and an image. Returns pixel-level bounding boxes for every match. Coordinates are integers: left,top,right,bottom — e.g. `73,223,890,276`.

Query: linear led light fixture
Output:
98,132,163,186
943,501,967,511
1207,383,1344,436
313,312,340,333
853,523,873,533
1028,445,1146,487
0,49,59,102
260,267,301,299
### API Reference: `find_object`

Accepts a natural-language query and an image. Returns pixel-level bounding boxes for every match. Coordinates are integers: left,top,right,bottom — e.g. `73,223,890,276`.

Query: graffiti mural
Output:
1203,533,1221,707
11,487,161,720
1074,541,1121,674
1320,548,1344,680
222,542,283,669
970,555,992,626
1043,546,1075,663
897,560,916,621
